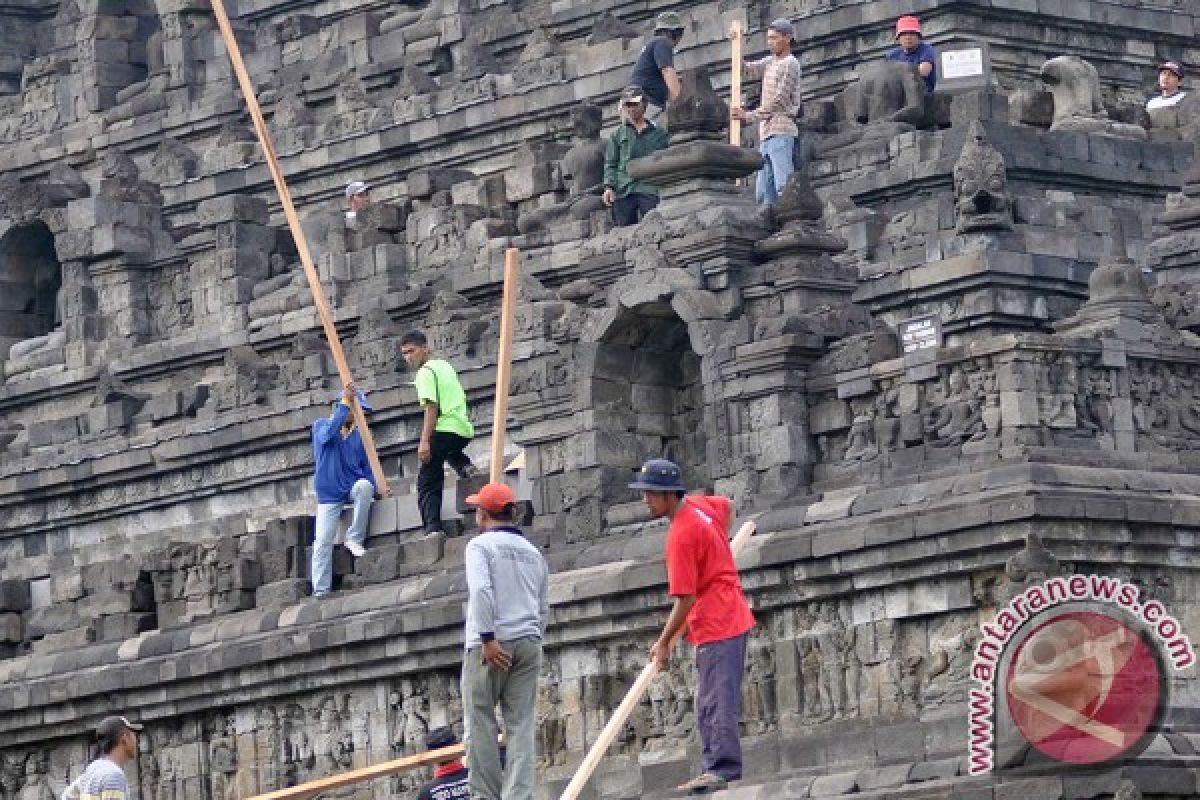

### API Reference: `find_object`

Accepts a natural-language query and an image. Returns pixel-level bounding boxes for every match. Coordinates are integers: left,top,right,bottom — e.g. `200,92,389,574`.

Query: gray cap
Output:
654,11,684,32
768,18,795,38
345,180,370,198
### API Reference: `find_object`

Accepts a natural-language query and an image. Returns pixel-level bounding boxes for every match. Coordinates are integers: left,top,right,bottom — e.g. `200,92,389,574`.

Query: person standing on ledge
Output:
400,331,477,534
311,382,375,597
344,180,371,227
603,86,672,226
1146,61,1187,110
630,11,686,114
416,727,470,800
461,482,549,800
632,459,756,795
732,18,802,206
886,15,937,95
62,716,143,800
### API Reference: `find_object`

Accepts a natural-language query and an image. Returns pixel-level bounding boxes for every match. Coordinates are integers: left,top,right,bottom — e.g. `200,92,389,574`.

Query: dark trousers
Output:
696,633,747,781
613,192,659,226
417,432,473,533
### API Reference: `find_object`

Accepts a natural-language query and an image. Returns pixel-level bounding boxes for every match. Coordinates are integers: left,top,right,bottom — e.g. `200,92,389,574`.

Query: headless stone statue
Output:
517,103,607,233
1040,56,1146,139
815,60,933,156
106,28,169,126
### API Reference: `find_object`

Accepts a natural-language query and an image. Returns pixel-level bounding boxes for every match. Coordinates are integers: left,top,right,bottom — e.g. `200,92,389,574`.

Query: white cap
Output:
345,180,371,198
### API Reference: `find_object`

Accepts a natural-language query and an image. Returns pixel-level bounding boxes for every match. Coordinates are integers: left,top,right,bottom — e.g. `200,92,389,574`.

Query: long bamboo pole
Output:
246,744,465,800
729,20,743,147
558,517,759,800
488,248,519,482
209,0,390,495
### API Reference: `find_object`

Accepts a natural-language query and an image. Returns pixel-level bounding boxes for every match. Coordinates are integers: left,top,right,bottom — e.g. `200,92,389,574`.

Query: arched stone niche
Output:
0,221,63,372
583,302,711,493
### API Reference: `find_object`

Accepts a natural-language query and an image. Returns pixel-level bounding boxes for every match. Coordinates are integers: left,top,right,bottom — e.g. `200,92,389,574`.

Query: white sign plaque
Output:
942,48,985,81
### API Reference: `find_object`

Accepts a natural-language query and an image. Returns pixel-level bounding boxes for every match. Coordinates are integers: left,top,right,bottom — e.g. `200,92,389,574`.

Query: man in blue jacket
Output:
886,16,937,95
311,382,375,597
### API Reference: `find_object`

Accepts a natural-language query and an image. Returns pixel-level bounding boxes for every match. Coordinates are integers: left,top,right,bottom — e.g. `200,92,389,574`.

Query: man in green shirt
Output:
400,330,478,533
603,85,671,226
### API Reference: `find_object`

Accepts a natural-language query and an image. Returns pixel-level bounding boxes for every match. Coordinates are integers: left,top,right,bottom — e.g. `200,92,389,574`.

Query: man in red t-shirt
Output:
631,459,756,794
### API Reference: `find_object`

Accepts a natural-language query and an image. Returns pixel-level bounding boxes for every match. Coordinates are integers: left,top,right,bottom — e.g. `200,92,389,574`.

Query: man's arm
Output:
662,66,682,102
538,566,550,636
314,403,351,446
744,56,769,81
418,401,438,463
602,133,619,206
918,45,935,78
649,595,696,669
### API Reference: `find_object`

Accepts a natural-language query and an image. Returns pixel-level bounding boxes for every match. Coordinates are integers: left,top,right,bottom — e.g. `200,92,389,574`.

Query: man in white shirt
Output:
344,180,371,225
61,716,142,800
1146,61,1186,110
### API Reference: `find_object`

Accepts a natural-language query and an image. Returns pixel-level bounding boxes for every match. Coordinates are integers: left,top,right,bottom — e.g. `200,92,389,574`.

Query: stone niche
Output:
0,221,63,367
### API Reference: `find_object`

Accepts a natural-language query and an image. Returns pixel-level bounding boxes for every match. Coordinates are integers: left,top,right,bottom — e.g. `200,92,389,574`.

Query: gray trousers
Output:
461,636,543,800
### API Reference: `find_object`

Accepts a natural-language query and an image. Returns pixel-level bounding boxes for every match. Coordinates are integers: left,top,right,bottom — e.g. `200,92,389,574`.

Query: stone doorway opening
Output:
591,304,711,493
0,221,63,363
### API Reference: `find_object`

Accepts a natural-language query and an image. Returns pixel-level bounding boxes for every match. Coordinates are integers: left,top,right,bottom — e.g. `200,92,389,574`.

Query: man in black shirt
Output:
416,727,470,800
629,11,685,111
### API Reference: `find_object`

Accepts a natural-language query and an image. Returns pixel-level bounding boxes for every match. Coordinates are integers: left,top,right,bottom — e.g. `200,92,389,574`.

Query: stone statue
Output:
517,103,607,234
852,60,931,128
249,256,314,324
105,28,169,127
953,121,1012,233
100,150,163,206
206,714,237,800
843,397,878,461
17,752,53,800
745,641,778,733
254,708,281,792
137,733,160,800
924,367,985,446
1039,56,1146,139
148,137,199,185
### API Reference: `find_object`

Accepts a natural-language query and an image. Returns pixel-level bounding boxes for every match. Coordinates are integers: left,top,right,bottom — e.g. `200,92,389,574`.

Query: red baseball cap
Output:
465,483,516,514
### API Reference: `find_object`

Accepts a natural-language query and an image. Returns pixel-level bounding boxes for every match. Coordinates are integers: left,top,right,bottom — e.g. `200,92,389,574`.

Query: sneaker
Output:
345,541,366,558
676,773,728,794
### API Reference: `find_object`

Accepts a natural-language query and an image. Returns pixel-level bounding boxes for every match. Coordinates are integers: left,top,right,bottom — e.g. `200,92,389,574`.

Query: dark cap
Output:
426,726,459,750
628,459,686,492
1160,61,1184,78
96,716,143,741
620,85,646,105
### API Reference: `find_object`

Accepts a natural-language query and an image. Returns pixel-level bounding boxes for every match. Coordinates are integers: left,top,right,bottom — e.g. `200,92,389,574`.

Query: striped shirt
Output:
61,759,129,800
745,53,802,141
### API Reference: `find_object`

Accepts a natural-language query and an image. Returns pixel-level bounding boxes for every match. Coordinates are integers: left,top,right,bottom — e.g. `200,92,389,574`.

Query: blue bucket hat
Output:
334,388,373,413
628,459,686,492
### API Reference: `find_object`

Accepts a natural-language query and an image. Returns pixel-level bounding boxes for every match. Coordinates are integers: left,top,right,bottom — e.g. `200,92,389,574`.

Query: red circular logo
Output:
1005,611,1164,765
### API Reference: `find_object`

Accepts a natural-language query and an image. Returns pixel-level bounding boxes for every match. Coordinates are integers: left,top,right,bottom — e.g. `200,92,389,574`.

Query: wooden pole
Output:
729,20,743,147
489,248,519,482
558,518,759,800
245,743,464,800
208,0,390,496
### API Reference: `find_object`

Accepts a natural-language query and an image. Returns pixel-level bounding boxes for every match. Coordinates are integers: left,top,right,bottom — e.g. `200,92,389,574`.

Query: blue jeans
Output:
311,478,373,595
756,135,795,206
696,633,747,780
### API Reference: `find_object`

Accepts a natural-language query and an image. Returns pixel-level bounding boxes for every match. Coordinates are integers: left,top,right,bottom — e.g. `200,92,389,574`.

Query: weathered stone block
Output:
255,579,309,609
0,579,31,612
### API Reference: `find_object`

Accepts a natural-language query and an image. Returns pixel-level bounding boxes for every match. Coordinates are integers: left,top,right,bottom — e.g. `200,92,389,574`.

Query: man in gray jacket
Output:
461,482,549,800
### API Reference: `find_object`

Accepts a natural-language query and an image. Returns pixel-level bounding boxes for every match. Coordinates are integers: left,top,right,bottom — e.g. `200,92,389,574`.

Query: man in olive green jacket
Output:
602,86,671,226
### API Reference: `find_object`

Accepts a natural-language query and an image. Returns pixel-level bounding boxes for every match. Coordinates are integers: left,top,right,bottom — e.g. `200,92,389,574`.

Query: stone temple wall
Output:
0,0,1199,798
